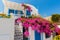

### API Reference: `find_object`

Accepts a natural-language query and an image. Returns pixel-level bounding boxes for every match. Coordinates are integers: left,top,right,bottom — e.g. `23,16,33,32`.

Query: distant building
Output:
44,16,52,22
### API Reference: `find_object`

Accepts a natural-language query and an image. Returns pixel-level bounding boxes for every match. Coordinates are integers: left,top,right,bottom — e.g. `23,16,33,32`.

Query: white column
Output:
43,33,46,40
29,27,35,40
41,33,53,40
41,33,46,40
51,34,53,40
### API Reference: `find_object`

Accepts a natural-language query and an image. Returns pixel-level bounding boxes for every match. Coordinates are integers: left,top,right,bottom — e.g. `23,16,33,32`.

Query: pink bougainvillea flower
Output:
30,19,35,23
35,24,41,30
31,25,36,30
21,4,32,11
21,4,25,6
17,19,20,23
26,6,32,11
17,18,23,21
17,18,25,23
37,29,40,33
24,30,29,37
23,22,29,28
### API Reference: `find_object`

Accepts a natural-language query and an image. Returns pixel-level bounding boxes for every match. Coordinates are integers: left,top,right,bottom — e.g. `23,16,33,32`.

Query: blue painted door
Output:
35,31,41,40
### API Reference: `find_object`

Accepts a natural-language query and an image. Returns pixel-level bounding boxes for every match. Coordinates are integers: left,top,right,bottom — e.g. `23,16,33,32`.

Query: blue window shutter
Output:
15,10,24,16
20,11,24,16
20,11,24,14
35,31,41,40
15,10,23,14
8,9,14,15
26,10,31,16
15,10,18,14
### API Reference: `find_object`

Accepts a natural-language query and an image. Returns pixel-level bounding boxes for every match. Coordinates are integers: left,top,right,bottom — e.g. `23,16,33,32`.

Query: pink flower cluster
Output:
16,17,57,37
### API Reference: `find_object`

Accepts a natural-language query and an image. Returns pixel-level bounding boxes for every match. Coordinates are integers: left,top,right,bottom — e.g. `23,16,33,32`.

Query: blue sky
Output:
0,0,60,17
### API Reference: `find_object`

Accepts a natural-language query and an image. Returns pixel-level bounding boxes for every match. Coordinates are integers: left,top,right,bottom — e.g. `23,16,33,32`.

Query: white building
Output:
2,0,39,17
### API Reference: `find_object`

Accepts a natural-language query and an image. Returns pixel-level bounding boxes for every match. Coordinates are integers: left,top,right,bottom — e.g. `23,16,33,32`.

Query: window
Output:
15,10,18,14
8,9,14,15
20,11,24,14
9,9,14,13
26,10,31,16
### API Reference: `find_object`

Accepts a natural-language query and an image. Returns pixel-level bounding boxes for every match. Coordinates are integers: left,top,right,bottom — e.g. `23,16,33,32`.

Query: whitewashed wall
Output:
0,18,14,40
29,27,35,40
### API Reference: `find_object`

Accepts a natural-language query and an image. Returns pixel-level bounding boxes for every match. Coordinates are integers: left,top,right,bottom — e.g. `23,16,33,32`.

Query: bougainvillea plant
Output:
21,4,32,11
15,16,58,37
